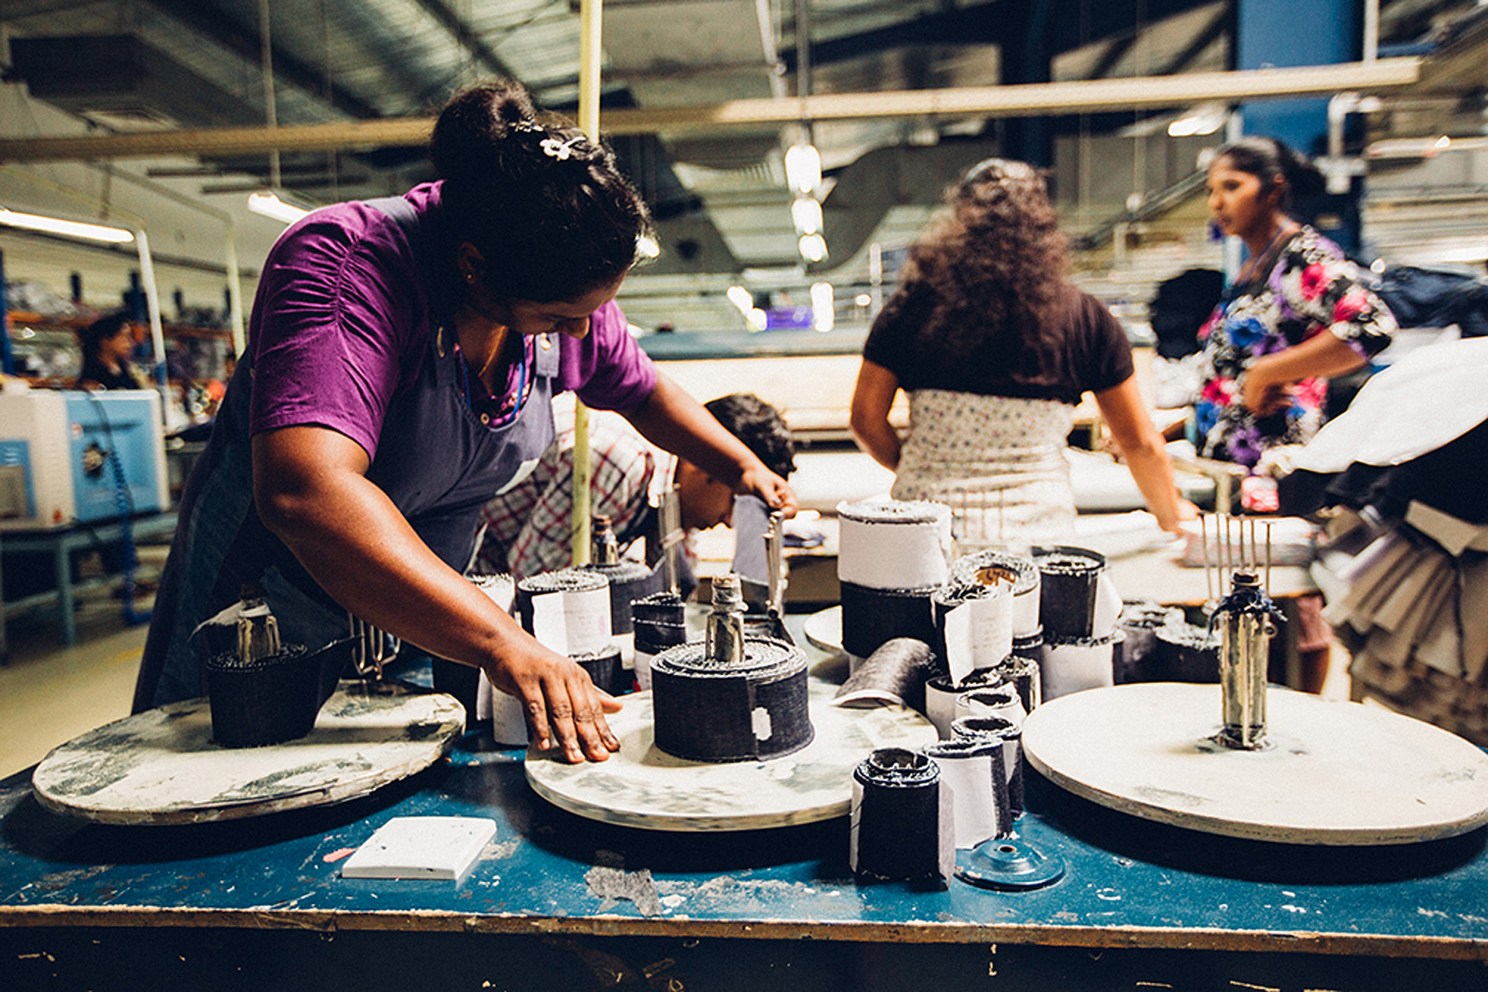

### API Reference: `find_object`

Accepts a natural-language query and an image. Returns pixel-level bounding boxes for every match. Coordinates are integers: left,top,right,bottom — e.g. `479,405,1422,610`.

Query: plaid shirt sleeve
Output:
476,408,655,581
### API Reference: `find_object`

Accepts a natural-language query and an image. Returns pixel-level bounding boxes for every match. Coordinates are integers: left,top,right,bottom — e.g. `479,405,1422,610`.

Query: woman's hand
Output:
485,643,622,764
1168,498,1200,535
1239,365,1294,416
739,464,798,517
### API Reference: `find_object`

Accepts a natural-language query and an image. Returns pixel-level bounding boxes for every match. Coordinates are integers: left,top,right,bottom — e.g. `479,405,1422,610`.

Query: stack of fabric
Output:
1280,339,1488,743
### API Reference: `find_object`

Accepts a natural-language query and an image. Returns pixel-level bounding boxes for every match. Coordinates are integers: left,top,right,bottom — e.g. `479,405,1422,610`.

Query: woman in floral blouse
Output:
1196,137,1395,468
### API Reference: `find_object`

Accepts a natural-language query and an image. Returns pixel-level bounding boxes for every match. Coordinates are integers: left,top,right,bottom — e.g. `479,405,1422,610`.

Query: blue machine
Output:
0,389,168,527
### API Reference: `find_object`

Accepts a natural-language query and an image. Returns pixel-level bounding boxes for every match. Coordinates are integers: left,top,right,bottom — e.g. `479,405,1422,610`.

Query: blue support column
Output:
1237,0,1364,253
0,249,12,376
999,0,1055,168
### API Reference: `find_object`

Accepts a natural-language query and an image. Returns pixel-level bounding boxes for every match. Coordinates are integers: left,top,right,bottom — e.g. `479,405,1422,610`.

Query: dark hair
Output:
430,79,653,303
1150,268,1224,359
77,310,132,383
1212,136,1325,211
704,393,796,479
893,156,1070,366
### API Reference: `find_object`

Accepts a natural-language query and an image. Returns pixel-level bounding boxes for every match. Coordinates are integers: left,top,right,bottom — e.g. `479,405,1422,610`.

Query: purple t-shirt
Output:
246,182,656,461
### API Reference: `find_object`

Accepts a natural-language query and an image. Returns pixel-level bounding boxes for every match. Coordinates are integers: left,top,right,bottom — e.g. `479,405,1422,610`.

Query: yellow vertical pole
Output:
571,0,603,567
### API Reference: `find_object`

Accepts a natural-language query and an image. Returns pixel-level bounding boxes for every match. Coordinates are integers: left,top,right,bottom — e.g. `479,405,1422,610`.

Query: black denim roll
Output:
850,748,947,881
951,714,1025,817
839,580,938,660
650,635,813,762
1153,623,1222,683
1032,546,1106,640
572,644,626,696
587,560,666,635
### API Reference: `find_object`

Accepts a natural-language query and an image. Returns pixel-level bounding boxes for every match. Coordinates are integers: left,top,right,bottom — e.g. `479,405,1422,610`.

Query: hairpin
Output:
540,134,585,162
510,118,543,135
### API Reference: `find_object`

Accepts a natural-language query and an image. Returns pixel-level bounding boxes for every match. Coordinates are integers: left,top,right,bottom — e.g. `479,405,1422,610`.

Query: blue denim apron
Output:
135,196,559,709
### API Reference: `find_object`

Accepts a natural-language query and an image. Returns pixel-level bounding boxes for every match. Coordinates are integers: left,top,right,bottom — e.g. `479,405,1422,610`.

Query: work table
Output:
2,622,1486,991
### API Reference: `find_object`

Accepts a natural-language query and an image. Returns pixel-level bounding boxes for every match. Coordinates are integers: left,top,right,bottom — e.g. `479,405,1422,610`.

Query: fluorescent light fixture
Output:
810,282,834,333
726,285,754,314
784,143,822,194
746,307,767,332
1167,104,1227,138
248,190,309,224
0,206,133,244
791,196,823,235
636,234,661,259
798,233,828,263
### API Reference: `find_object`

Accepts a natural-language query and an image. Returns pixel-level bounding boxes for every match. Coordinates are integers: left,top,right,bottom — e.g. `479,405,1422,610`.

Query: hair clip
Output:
510,118,543,135
540,134,585,161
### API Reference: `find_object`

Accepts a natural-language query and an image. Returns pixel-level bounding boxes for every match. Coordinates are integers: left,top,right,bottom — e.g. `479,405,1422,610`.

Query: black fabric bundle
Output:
939,550,1043,650
650,635,813,762
515,568,609,635
839,581,938,660
205,639,347,748
572,644,626,696
923,737,1014,841
1033,546,1106,640
586,559,666,635
989,654,1042,713
1153,623,1222,683
1115,601,1182,684
632,590,688,657
850,748,949,882
1012,626,1044,656
834,637,937,712
951,715,1025,817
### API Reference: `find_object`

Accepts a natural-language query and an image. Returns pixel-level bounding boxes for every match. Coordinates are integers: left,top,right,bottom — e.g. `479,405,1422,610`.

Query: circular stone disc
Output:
803,605,844,655
1022,682,1488,845
32,683,464,825
526,681,936,832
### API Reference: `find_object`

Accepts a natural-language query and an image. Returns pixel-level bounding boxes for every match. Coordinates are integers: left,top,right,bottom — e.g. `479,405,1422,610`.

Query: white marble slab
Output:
31,682,464,825
1022,682,1488,845
525,681,935,832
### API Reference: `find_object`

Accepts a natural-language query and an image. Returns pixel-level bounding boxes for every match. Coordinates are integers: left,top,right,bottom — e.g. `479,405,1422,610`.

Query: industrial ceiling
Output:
1,0,1486,332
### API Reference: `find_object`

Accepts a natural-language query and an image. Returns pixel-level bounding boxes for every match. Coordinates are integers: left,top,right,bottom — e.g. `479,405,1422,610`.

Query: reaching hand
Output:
738,465,798,518
1240,371,1294,417
487,645,622,764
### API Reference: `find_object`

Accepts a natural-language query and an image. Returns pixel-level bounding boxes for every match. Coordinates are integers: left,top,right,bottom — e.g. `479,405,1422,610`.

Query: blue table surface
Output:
2,626,1486,960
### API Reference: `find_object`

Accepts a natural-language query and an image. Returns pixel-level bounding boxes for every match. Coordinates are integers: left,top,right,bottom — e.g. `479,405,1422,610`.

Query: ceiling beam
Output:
0,58,1422,162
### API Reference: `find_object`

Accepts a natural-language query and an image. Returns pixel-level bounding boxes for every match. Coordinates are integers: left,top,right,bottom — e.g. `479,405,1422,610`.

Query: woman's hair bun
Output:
428,77,652,303
430,80,539,183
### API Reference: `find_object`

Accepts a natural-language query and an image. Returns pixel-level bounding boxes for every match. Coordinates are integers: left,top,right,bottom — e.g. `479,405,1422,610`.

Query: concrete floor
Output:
0,552,160,780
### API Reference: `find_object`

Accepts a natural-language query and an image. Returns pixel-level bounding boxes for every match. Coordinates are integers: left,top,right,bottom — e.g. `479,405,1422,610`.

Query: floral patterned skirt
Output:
892,389,1076,553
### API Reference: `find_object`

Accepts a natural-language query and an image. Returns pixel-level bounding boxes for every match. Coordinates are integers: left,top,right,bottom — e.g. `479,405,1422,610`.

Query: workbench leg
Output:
54,542,76,646
0,543,7,664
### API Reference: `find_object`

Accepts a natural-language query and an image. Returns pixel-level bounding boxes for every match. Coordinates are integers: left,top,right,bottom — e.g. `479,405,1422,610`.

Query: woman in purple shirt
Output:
135,80,795,763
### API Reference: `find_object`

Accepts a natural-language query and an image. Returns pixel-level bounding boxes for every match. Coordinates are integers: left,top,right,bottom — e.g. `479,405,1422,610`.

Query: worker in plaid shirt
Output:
476,391,796,582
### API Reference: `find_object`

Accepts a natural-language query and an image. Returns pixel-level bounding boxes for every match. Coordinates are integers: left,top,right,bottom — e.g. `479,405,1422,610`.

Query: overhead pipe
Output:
0,59,1423,163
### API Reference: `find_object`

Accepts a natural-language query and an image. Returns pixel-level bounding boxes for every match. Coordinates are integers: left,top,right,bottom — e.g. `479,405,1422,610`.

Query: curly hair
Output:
703,393,795,479
896,158,1070,365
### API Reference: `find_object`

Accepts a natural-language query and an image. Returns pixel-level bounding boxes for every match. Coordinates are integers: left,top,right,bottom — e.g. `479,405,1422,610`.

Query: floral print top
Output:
1195,225,1394,468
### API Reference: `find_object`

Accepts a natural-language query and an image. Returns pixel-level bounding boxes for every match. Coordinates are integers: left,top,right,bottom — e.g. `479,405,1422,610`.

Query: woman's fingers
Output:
505,654,622,762
529,665,621,764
